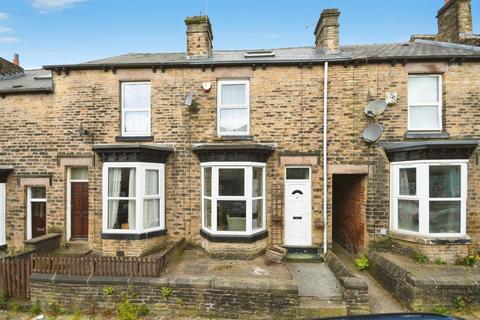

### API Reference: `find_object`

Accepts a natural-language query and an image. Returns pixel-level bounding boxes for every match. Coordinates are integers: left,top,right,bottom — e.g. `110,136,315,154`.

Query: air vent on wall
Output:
244,50,275,58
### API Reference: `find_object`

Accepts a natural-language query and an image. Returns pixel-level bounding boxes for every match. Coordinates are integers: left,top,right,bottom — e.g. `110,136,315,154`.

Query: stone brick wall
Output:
324,251,369,315
369,251,480,311
0,59,479,258
437,0,473,43
30,273,299,319
332,174,368,254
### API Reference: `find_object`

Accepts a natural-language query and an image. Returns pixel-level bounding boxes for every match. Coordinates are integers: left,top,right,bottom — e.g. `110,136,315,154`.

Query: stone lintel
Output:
280,156,318,166
329,165,369,175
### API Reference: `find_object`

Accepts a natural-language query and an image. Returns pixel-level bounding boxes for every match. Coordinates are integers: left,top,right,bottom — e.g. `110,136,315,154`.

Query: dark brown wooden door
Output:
71,182,89,239
31,202,46,238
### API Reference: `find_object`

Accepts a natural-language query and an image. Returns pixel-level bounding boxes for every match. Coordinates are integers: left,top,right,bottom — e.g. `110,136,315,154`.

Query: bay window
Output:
391,160,467,237
102,162,164,234
201,162,265,235
217,80,250,136
408,75,442,131
121,82,151,137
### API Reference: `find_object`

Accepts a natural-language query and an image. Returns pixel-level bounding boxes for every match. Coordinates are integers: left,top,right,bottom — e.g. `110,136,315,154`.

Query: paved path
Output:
333,243,407,314
287,262,342,300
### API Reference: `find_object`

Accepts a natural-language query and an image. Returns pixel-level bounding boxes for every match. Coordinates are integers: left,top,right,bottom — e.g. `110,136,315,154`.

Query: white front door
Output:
284,167,312,246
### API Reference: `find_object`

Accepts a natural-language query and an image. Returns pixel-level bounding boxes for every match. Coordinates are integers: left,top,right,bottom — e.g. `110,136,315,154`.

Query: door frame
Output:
66,167,89,241
0,183,5,246
26,186,47,240
284,166,312,246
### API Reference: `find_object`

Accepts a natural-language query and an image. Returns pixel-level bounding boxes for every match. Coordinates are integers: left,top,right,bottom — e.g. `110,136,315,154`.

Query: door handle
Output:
293,216,302,220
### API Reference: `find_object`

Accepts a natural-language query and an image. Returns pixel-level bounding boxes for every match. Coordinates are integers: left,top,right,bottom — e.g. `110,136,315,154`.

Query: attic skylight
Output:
244,50,275,58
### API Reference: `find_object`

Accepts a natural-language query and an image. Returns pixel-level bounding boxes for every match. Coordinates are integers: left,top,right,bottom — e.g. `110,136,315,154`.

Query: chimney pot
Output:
314,9,340,52
12,53,19,66
185,15,213,59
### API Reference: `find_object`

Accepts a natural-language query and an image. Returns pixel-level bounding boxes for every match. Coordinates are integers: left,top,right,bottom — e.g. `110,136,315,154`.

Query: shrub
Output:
29,300,42,316
454,296,466,310
434,258,447,265
433,305,450,315
412,252,429,264
457,255,476,267
116,299,139,320
10,302,22,312
160,287,172,300
0,295,7,310
103,285,114,296
137,303,150,316
48,302,65,317
355,255,369,271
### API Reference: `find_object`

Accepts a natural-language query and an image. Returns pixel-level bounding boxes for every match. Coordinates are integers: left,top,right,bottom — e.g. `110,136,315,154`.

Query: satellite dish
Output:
362,123,383,143
184,93,193,107
364,100,387,117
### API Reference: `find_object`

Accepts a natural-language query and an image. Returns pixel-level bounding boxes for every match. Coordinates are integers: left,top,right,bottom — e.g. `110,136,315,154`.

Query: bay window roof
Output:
192,143,276,163
93,143,174,163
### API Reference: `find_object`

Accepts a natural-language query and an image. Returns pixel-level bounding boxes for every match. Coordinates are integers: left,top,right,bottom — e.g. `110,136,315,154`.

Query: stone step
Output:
297,298,347,318
55,241,92,257
285,246,324,262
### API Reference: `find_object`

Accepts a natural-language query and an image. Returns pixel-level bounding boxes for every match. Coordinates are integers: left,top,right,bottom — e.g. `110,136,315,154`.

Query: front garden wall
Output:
369,251,480,311
30,273,299,319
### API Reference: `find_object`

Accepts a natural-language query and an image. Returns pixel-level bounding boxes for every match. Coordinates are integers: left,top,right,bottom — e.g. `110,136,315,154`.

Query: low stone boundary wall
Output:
324,251,369,315
369,251,480,311
30,273,299,319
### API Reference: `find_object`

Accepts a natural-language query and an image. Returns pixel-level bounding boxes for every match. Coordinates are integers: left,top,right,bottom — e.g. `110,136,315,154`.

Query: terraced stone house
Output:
0,0,479,262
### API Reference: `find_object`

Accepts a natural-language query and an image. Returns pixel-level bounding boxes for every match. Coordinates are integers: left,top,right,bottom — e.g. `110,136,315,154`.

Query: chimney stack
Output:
12,53,19,66
314,9,340,52
437,0,473,43
185,15,213,59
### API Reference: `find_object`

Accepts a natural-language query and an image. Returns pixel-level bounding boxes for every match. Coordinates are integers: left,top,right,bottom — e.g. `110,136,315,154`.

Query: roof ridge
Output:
414,39,480,52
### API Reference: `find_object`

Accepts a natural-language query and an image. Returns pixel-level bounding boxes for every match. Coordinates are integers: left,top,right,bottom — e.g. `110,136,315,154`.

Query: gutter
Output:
323,61,329,255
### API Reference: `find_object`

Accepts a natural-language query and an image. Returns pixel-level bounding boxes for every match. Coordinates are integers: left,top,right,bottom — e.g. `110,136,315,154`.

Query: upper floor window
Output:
408,75,442,131
121,82,151,136
217,80,250,136
391,160,467,237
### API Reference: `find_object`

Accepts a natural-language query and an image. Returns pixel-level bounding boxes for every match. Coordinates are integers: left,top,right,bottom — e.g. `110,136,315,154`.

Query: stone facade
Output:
0,2,480,261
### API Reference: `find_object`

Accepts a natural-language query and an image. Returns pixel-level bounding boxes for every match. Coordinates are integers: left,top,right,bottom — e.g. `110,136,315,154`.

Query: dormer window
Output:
217,80,250,136
408,75,442,131
121,82,151,137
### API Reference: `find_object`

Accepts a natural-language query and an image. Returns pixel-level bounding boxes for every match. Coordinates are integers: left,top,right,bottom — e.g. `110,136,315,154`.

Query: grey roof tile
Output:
71,40,480,68
0,69,53,94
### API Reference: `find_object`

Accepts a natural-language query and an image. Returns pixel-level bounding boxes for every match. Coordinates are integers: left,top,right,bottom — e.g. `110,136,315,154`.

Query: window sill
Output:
102,229,166,240
389,231,470,245
404,131,450,139
115,136,154,142
216,135,254,141
200,229,268,243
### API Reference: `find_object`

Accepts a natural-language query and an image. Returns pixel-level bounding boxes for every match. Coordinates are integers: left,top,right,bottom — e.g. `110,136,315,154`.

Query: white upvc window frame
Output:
102,162,165,234
217,79,250,136
407,74,443,131
201,162,266,236
121,81,152,137
390,159,467,238
26,186,47,240
0,183,5,246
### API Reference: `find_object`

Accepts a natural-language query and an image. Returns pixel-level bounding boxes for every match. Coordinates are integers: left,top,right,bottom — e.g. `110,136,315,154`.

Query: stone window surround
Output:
390,159,468,238
201,161,267,237
101,162,165,238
